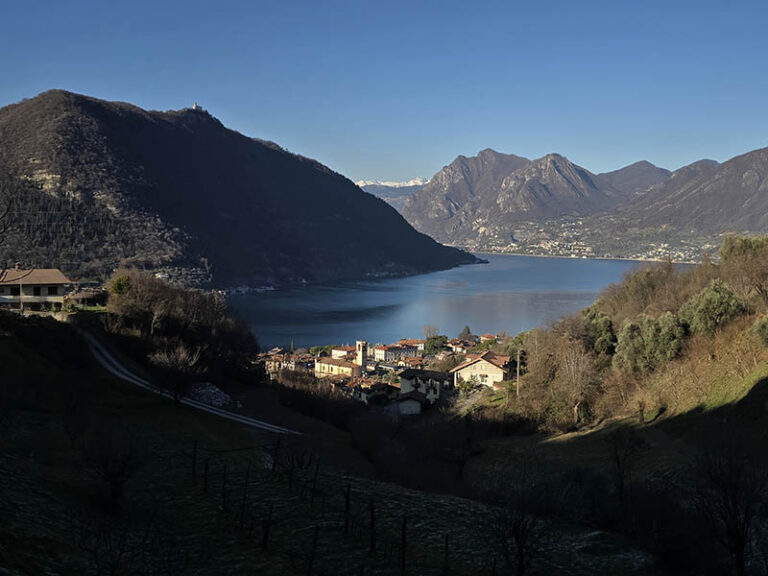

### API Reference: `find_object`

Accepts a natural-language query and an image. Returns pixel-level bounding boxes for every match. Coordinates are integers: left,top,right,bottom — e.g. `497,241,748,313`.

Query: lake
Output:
228,254,643,349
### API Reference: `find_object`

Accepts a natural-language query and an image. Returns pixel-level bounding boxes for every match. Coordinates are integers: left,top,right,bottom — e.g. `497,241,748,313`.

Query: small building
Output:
396,391,427,416
0,268,71,309
447,338,476,354
480,333,496,343
397,338,426,352
374,344,418,363
331,345,356,360
315,357,362,379
399,369,451,404
450,351,512,387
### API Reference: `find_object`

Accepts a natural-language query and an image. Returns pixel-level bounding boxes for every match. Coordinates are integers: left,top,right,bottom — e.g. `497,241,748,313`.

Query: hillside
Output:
594,161,671,196
0,313,653,575
402,150,620,245
620,150,768,233
0,90,476,286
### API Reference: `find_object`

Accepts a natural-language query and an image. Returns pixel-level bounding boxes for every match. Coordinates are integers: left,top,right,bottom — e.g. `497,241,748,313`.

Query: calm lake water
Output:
228,254,642,349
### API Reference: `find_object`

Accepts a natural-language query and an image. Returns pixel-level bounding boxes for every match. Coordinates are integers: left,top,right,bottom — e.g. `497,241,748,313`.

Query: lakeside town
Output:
259,331,518,417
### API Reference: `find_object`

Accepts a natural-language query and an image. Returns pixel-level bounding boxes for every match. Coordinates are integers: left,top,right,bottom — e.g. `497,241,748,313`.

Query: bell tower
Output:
355,340,367,367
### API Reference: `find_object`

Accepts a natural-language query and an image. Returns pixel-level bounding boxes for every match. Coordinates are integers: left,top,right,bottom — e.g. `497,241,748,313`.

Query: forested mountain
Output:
0,90,476,285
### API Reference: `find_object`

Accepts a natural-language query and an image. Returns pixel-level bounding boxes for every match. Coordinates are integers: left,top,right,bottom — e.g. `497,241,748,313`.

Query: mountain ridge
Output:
0,90,478,286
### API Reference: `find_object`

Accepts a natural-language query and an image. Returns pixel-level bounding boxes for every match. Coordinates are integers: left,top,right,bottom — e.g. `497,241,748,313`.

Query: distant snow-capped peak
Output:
356,177,429,188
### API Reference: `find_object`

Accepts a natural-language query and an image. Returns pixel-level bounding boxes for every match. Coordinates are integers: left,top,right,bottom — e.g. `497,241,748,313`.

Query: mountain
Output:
622,150,768,232
402,149,619,245
594,160,671,195
357,178,427,212
0,90,477,286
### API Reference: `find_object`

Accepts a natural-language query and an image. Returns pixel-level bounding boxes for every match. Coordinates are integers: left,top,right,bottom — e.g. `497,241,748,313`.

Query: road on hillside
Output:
81,331,301,435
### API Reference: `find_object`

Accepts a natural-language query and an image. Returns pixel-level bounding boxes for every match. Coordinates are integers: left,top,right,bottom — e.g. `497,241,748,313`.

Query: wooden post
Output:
272,437,281,472
369,497,376,554
203,458,210,494
240,460,252,528
221,464,228,510
344,484,351,534
516,348,521,398
307,524,319,575
310,460,319,507
443,533,449,573
192,440,198,476
262,504,273,550
400,516,407,572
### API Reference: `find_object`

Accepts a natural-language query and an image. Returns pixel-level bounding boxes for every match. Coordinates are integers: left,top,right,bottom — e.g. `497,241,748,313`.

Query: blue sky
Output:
2,0,767,181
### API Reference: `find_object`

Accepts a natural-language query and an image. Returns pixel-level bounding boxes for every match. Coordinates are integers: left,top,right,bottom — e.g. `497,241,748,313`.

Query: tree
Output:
84,427,141,514
681,279,743,336
458,325,472,340
695,446,768,576
425,335,448,355
607,430,645,511
614,313,685,374
423,325,439,339
149,343,205,403
721,236,768,308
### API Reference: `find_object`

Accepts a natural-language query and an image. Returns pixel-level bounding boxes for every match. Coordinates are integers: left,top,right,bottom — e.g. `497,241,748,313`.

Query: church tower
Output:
355,340,367,367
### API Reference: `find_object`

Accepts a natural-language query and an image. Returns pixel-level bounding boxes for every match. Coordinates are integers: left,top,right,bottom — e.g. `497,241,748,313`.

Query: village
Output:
259,332,517,417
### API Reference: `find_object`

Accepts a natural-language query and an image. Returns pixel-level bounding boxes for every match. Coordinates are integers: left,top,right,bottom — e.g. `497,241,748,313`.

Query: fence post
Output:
369,497,376,555
192,440,198,477
344,484,351,534
262,504,273,550
203,458,210,494
272,436,281,472
221,464,228,510
400,515,407,573
310,460,320,507
307,524,319,575
443,533,449,573
240,459,252,528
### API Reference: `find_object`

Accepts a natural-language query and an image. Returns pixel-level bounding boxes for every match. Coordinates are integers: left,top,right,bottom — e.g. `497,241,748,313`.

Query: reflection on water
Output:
228,254,642,348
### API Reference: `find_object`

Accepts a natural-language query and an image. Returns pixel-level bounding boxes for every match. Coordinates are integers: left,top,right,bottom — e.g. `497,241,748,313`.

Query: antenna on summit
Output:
192,101,199,110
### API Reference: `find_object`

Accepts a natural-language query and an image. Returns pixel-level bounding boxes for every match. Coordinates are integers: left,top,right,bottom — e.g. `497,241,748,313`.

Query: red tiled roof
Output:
450,351,510,373
316,357,359,369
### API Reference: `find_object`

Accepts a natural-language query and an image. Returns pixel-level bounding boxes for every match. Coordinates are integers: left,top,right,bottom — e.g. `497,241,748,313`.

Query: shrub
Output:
750,316,768,346
680,279,743,336
614,313,685,374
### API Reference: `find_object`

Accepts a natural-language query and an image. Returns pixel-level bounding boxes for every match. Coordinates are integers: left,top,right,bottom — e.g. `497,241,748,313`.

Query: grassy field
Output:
0,316,659,575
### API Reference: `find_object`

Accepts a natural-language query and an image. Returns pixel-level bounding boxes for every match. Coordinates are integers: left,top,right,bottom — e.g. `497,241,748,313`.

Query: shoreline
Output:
468,250,697,265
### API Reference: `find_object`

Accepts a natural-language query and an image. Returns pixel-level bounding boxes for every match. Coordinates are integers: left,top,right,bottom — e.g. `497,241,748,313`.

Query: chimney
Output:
14,262,20,270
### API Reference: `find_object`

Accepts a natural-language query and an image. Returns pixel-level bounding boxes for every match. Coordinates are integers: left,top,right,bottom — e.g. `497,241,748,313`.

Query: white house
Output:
374,344,418,362
0,268,71,309
398,369,451,404
450,351,511,388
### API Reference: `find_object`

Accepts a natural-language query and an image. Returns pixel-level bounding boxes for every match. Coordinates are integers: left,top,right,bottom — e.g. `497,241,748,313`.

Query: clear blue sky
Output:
2,0,766,181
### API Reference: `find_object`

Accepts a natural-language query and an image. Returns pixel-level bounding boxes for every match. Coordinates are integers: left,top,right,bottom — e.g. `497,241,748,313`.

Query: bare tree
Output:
695,446,768,576
149,343,205,403
607,429,645,511
423,324,439,339
75,514,154,576
490,493,550,576
84,427,141,514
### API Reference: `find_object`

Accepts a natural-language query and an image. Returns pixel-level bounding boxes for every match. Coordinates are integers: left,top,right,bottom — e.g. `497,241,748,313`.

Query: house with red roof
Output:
450,351,512,387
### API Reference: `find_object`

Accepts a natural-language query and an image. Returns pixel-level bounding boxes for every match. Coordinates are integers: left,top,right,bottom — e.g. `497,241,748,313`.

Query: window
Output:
0,287,4,294
10,286,20,296
33,286,41,296
47,286,58,296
